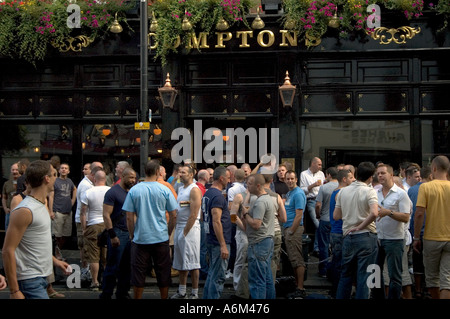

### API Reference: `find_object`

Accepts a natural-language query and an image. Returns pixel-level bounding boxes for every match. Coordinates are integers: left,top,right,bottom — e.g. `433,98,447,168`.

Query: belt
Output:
307,197,316,201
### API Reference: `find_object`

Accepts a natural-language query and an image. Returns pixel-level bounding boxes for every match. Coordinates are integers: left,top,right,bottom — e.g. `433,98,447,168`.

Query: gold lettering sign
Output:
215,32,233,48
236,31,253,48
257,30,275,48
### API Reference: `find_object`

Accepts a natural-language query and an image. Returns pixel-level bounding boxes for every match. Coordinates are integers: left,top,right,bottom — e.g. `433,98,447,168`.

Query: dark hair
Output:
285,170,297,179
337,169,351,183
213,166,228,181
405,166,420,177
145,160,160,177
326,167,338,179
355,162,376,182
262,173,273,183
25,160,52,188
420,166,431,179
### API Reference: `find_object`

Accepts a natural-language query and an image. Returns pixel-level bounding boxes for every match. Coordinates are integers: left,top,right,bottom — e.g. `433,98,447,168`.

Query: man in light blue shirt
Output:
283,170,307,299
123,160,177,299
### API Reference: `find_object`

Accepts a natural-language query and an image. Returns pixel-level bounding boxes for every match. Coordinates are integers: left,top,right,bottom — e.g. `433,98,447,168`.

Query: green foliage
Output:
0,0,133,66
282,0,426,46
149,0,255,65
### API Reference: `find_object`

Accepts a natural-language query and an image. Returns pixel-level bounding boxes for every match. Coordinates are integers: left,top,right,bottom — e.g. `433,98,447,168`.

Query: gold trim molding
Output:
52,35,95,53
368,26,421,45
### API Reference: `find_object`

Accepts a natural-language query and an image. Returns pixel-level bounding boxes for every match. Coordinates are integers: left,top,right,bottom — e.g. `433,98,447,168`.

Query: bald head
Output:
94,170,107,186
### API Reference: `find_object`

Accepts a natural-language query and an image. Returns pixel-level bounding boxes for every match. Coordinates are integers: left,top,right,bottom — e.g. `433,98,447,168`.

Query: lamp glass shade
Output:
158,73,178,108
279,71,296,107
279,87,296,107
158,87,178,108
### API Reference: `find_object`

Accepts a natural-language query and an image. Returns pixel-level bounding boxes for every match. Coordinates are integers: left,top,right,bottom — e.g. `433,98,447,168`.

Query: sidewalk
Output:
0,247,332,299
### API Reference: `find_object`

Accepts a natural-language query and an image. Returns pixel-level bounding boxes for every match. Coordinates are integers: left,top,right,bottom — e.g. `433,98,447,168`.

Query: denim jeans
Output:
200,220,209,279
373,239,404,299
329,232,343,298
336,232,378,299
248,237,276,299
306,199,319,251
317,220,331,276
203,243,230,299
18,277,49,299
233,228,248,290
101,227,131,298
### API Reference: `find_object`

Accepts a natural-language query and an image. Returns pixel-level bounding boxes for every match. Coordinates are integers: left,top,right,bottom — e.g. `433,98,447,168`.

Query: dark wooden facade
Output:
1,11,450,187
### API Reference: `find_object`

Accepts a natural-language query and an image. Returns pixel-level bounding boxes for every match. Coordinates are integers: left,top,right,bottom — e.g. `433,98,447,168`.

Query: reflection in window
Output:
421,119,450,166
0,125,73,173
301,120,411,169
82,123,163,159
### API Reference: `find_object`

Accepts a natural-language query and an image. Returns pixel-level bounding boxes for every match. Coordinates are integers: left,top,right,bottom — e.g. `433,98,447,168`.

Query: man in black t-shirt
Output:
99,167,136,299
201,166,231,299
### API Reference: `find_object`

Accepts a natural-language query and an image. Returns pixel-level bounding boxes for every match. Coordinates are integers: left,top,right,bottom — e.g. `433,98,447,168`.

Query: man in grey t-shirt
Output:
315,167,339,277
242,174,276,299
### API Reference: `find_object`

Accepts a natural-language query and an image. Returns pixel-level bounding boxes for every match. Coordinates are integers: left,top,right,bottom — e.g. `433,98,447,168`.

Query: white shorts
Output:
172,221,201,271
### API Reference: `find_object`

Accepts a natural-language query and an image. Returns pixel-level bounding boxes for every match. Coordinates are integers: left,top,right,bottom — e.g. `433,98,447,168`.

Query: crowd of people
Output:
1,154,450,300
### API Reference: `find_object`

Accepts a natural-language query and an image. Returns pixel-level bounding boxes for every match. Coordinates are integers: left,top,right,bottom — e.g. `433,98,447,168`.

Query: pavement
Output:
0,246,332,300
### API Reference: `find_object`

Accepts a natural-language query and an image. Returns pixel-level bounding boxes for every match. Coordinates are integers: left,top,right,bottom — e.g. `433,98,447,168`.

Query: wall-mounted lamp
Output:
158,73,178,109
279,70,296,107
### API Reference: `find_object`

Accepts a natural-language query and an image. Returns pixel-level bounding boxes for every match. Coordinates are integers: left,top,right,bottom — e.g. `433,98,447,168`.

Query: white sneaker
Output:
189,294,199,299
170,292,187,299
225,270,233,279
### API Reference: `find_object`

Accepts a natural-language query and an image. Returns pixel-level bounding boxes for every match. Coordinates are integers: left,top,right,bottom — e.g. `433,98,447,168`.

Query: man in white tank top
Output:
170,164,202,299
2,160,71,299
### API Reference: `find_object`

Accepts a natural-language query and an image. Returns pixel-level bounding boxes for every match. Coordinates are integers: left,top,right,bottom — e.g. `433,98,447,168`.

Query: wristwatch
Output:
389,211,394,217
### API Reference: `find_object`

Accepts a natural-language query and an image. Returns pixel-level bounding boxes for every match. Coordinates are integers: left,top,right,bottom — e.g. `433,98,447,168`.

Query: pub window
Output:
420,89,450,112
189,93,228,114
302,92,351,113
84,95,121,116
38,96,73,116
421,119,450,167
357,91,408,113
0,96,34,117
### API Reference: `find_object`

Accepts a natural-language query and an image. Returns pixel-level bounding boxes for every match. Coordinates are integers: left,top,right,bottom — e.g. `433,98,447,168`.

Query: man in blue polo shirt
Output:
123,160,177,299
283,170,307,299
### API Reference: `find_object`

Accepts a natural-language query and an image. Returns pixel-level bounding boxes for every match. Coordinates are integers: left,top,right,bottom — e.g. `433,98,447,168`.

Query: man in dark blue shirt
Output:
201,166,231,299
99,167,136,299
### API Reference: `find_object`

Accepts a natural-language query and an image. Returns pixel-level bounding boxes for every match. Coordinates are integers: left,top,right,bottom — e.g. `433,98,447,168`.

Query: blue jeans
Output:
18,277,49,299
203,243,230,299
337,232,378,299
200,220,209,278
306,199,319,251
329,232,343,298
247,237,276,299
317,220,331,276
373,239,404,299
101,228,131,298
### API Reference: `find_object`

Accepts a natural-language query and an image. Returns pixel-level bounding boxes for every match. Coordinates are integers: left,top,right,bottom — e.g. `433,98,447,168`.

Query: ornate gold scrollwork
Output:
52,35,95,53
368,26,421,45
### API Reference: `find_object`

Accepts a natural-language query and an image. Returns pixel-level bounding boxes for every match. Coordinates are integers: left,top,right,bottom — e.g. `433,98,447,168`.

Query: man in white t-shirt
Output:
374,164,411,299
333,161,379,299
80,170,110,291
300,157,325,254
